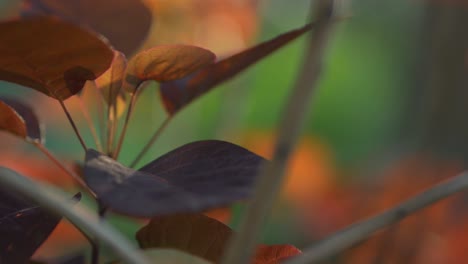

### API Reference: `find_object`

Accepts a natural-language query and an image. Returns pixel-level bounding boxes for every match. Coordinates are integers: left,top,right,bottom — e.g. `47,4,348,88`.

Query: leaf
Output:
95,51,127,106
0,97,43,143
136,213,301,264
116,249,211,264
159,23,314,115
0,190,81,263
125,45,216,89
253,245,302,264
0,100,27,139
0,16,114,100
22,0,152,56
136,213,232,263
84,140,266,217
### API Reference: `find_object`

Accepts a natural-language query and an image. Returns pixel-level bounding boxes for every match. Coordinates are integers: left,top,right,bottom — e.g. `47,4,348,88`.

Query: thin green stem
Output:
130,116,171,168
285,171,468,264
59,100,87,151
113,86,138,159
76,96,103,152
220,1,342,264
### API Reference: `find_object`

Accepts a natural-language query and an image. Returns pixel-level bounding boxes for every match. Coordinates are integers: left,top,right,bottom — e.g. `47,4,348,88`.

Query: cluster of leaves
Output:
0,0,315,263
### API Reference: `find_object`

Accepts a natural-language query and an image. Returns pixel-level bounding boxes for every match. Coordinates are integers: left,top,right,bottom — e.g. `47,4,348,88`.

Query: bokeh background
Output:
0,0,467,263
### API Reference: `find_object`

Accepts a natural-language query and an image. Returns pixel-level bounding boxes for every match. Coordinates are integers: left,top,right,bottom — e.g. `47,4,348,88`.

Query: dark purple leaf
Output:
0,187,81,264
159,23,314,115
22,0,153,56
84,140,266,217
0,97,43,143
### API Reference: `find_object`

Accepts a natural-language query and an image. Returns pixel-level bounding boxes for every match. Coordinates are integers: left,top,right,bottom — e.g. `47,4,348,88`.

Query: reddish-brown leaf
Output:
159,23,314,115
125,45,216,89
0,100,27,139
0,97,43,143
136,213,301,264
0,17,113,100
136,213,232,263
253,245,302,264
22,0,152,56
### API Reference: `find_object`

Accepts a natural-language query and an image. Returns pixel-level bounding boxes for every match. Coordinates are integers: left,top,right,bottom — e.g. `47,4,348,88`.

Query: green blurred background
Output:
1,0,467,263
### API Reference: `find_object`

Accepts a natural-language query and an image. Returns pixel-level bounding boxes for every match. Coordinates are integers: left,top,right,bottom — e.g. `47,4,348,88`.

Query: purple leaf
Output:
0,186,81,264
84,141,266,217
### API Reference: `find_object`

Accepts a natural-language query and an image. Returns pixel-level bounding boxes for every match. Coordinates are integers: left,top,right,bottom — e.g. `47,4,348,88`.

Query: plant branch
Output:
113,86,139,159
0,167,151,264
285,171,468,264
130,116,171,168
220,1,342,264
31,140,96,198
76,96,103,152
58,99,87,151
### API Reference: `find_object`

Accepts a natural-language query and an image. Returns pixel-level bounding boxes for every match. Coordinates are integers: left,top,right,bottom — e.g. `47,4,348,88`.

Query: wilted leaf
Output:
93,50,127,107
253,245,302,264
84,140,266,217
0,188,81,264
0,97,43,143
160,23,314,115
0,100,27,139
125,45,216,89
22,0,152,56
0,17,113,100
136,213,232,263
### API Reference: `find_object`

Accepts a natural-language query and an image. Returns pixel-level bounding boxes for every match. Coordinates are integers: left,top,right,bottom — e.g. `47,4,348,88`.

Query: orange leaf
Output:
0,100,27,139
203,206,232,225
94,50,127,106
125,45,216,89
0,17,113,100
253,244,302,264
159,23,314,115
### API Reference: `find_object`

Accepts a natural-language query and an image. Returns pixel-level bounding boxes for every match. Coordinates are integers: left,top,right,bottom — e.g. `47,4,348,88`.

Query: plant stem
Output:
130,116,171,168
31,140,96,198
76,96,103,152
0,167,150,264
91,203,107,264
285,171,468,264
113,86,138,159
59,99,87,151
220,2,341,264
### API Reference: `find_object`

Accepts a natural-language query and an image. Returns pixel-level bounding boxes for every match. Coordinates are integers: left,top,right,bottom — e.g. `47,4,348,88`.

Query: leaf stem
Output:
58,99,87,151
130,116,171,168
220,1,342,264
76,96,103,151
0,167,151,264
113,86,138,159
31,140,96,198
285,171,468,264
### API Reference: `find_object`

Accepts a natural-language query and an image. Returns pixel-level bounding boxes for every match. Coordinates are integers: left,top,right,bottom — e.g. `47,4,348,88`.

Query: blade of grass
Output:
130,116,171,168
0,167,151,264
76,96,103,151
285,171,468,264
220,1,343,264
